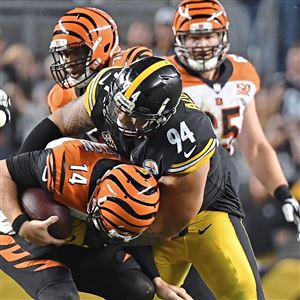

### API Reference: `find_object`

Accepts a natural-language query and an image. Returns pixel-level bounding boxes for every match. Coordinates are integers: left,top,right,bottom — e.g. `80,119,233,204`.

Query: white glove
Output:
282,198,300,241
0,89,11,127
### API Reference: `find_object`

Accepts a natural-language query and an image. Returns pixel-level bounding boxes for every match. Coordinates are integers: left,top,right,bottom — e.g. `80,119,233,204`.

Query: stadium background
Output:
0,0,299,299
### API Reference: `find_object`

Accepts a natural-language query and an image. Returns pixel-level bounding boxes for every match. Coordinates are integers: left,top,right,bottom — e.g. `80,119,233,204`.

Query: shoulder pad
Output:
110,46,153,68
48,84,77,113
84,67,121,116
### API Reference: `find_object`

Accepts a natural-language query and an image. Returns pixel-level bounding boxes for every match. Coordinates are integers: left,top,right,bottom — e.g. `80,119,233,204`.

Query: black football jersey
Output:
84,68,244,217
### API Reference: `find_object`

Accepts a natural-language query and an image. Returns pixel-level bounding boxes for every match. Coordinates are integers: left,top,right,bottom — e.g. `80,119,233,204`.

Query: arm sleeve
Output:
17,118,63,154
6,150,50,189
124,246,160,280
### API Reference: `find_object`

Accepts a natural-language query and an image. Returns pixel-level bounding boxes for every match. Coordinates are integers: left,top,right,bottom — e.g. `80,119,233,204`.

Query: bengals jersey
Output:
6,139,121,214
47,46,153,113
167,55,260,154
84,68,244,217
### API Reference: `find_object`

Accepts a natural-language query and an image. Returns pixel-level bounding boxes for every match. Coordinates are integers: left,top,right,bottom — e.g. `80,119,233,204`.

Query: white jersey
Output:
167,54,260,154
0,211,14,234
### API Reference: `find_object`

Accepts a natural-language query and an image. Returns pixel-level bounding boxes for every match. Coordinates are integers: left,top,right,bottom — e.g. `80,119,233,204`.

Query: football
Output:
20,188,72,239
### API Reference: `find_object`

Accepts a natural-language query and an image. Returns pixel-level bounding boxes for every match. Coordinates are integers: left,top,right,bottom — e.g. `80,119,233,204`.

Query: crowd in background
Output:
0,0,299,297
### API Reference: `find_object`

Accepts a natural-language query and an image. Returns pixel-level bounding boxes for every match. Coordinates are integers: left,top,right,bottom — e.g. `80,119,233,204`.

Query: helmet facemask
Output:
103,57,182,138
104,90,172,137
50,41,96,89
172,0,230,72
175,29,230,72
49,7,120,89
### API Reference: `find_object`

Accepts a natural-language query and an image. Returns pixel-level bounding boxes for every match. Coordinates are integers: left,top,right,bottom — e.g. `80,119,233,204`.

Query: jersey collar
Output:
175,56,233,92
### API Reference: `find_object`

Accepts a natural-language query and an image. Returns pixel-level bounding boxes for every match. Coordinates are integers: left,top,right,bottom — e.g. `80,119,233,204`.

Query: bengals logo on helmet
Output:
88,164,160,242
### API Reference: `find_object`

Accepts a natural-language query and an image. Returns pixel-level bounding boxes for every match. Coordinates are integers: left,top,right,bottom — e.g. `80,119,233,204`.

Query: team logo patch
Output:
143,159,159,176
215,97,223,105
190,22,212,32
101,131,117,150
237,83,250,96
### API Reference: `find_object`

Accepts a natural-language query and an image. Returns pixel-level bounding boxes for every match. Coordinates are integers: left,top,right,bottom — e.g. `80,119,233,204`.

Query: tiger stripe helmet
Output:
49,7,120,89
88,164,160,242
173,0,230,71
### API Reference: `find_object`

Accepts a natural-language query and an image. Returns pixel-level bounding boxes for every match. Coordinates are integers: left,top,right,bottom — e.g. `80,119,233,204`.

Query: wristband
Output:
274,185,292,203
12,213,29,234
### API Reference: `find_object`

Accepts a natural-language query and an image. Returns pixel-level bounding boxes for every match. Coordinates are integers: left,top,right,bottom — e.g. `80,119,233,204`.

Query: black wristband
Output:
12,213,29,234
274,185,292,202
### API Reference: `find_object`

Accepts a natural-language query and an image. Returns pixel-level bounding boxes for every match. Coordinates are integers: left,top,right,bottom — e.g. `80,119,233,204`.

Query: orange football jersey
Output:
47,84,77,113
46,139,121,212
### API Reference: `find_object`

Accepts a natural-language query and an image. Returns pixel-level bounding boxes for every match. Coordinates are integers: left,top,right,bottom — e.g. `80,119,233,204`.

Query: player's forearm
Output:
0,160,23,223
149,185,191,239
50,94,94,136
247,143,288,196
150,166,208,239
149,207,192,240
18,117,63,154
149,169,206,239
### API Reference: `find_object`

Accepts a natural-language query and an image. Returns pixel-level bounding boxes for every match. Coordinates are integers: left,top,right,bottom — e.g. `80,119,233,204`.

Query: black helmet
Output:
104,56,182,136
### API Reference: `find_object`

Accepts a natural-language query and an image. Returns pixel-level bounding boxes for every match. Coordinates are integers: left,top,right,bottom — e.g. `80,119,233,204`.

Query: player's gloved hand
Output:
275,185,300,241
0,89,11,128
282,198,300,241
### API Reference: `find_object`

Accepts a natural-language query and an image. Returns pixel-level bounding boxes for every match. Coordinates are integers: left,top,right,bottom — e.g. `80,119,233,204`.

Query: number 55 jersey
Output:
167,54,260,154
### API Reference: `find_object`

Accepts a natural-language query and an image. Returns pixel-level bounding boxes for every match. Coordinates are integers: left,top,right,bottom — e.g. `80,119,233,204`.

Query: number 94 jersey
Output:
131,94,218,177
84,68,218,177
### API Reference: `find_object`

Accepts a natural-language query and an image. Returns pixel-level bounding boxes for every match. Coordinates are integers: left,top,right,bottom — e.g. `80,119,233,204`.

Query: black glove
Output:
0,89,11,128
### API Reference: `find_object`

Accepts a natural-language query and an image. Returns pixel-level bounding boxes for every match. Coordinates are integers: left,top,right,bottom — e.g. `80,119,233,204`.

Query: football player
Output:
15,56,266,298
47,6,152,113
168,0,299,237
0,138,192,300
168,1,300,298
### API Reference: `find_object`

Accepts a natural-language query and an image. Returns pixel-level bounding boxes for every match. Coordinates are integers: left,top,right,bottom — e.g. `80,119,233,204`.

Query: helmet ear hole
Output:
104,43,110,53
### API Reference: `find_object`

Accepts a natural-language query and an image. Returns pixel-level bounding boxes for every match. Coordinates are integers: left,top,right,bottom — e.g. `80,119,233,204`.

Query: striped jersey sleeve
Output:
168,137,217,174
84,67,120,117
